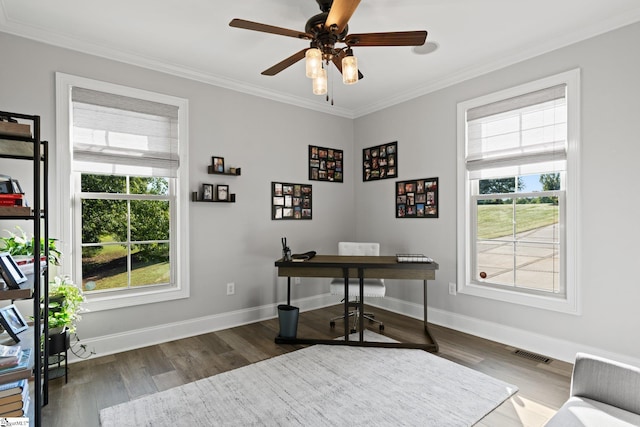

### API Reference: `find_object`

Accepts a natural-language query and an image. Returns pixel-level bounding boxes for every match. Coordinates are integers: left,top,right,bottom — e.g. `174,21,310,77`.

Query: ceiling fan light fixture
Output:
305,48,322,78
342,48,358,85
312,68,327,95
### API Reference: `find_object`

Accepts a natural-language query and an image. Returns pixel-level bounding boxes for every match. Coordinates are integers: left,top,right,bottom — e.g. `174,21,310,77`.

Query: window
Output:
456,70,580,313
56,73,190,311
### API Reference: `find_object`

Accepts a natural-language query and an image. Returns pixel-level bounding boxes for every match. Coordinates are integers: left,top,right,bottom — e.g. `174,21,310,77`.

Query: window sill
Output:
84,284,189,312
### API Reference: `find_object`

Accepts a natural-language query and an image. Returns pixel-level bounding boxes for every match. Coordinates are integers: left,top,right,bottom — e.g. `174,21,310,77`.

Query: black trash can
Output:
277,304,299,339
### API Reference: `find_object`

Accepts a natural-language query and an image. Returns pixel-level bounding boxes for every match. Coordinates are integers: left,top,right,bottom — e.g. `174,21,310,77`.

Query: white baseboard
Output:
71,293,640,368
68,293,336,363
369,296,640,367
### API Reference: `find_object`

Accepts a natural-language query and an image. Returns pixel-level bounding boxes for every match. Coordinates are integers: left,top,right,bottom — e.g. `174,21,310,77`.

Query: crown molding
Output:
2,1,640,120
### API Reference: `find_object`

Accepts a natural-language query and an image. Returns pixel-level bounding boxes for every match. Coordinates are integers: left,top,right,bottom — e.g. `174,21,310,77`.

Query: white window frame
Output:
56,73,190,312
456,69,580,314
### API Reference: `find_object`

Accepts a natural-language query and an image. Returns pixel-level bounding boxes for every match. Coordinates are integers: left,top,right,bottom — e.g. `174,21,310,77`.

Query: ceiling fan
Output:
229,0,427,94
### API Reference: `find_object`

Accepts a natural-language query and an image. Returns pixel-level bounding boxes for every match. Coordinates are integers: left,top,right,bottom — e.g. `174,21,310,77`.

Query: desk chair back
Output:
330,242,385,296
338,241,380,256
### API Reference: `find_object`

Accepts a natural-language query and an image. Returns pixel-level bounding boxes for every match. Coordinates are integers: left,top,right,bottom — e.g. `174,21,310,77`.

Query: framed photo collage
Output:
396,177,438,218
363,141,397,181
309,145,343,182
272,182,312,220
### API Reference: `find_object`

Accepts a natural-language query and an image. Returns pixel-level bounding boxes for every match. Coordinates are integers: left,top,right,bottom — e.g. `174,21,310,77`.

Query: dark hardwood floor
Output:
42,305,571,426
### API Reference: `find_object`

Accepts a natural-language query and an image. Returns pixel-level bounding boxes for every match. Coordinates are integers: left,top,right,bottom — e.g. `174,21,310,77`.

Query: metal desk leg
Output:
343,267,350,342
358,268,364,342
423,279,439,352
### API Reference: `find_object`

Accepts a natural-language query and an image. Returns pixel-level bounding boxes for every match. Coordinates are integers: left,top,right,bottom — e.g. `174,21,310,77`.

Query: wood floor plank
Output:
42,305,570,427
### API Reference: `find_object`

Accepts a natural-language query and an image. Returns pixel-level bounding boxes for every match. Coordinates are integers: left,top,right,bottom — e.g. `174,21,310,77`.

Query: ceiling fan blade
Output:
230,18,312,40
345,31,428,47
325,0,361,34
331,52,364,80
261,49,309,76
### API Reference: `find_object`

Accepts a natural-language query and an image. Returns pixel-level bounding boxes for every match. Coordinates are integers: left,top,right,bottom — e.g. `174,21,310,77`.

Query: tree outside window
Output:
81,174,171,292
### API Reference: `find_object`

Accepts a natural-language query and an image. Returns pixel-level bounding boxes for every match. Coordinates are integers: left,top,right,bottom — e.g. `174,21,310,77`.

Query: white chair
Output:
545,353,640,426
329,242,385,332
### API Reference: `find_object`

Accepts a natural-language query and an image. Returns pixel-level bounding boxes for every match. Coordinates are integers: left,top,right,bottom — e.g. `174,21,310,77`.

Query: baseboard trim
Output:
369,296,640,367
71,293,640,368
68,293,336,363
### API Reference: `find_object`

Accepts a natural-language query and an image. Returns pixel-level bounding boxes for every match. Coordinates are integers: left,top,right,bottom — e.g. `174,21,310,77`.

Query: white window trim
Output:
55,72,190,312
456,69,581,314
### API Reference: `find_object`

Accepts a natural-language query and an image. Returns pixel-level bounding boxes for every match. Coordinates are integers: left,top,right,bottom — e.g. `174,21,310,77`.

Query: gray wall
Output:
0,31,355,345
354,22,640,364
1,20,639,365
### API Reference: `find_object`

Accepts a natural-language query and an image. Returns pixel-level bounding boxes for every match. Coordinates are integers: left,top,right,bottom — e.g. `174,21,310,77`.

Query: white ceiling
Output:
2,0,640,118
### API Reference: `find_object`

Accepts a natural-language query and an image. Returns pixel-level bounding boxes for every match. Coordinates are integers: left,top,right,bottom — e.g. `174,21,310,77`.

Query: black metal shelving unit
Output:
0,111,49,426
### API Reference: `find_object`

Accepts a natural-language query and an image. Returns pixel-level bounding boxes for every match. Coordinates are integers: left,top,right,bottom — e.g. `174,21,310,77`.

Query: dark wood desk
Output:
274,255,440,352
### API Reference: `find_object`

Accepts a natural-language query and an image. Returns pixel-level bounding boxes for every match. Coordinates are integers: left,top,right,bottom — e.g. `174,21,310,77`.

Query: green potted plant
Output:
0,226,61,273
47,275,86,355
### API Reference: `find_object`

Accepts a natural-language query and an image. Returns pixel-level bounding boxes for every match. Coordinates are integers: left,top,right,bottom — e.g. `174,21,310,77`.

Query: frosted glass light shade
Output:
342,55,358,85
305,49,322,78
312,68,327,95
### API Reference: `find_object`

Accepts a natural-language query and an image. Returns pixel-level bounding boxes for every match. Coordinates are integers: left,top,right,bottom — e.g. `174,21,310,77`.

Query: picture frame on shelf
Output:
217,185,229,201
0,304,28,342
309,145,343,182
271,182,312,220
395,177,439,218
212,157,225,173
363,141,397,182
0,252,27,289
202,184,214,201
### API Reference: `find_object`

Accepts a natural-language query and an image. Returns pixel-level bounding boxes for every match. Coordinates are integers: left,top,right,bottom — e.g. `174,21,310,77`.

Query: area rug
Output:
100,333,517,426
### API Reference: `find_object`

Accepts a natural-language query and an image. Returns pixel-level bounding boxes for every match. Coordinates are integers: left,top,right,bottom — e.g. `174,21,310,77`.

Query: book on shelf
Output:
0,393,28,417
0,399,26,416
396,254,433,263
0,381,28,409
0,355,19,369
0,344,21,359
0,379,27,399
0,348,30,375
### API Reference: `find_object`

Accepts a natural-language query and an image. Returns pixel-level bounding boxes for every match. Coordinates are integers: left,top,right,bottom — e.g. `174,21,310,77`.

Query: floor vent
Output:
513,349,552,364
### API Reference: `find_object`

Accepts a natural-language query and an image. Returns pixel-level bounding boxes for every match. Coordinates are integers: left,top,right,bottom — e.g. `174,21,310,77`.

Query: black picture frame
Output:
0,304,28,343
363,141,397,181
212,156,225,173
0,252,27,290
309,145,343,182
272,182,312,220
217,185,229,201
396,177,439,218
202,184,214,201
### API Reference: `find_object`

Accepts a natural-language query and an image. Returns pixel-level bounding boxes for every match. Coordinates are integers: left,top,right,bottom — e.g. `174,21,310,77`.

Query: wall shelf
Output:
207,166,241,176
193,157,240,204
191,192,236,203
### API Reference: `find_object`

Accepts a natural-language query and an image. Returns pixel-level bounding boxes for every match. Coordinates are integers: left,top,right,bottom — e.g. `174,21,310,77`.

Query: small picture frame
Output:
0,304,28,343
0,252,27,290
202,184,214,201
217,185,229,201
212,157,225,173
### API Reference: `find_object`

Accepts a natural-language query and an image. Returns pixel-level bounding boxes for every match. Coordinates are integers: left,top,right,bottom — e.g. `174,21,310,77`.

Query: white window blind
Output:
72,87,179,177
466,84,567,180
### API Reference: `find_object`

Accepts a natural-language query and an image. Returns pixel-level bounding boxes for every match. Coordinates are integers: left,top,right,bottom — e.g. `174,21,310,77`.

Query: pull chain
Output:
327,61,334,105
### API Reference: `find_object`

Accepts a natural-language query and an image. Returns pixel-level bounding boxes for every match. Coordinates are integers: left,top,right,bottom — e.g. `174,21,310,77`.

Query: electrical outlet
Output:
226,282,235,295
448,282,457,295
294,277,301,285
